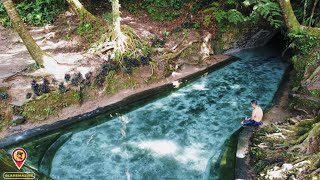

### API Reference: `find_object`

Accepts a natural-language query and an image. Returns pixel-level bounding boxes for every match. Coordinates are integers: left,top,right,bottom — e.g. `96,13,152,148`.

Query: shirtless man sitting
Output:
241,100,263,126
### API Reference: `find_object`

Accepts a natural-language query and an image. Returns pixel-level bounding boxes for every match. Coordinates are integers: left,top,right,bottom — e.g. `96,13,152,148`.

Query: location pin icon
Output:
11,148,27,170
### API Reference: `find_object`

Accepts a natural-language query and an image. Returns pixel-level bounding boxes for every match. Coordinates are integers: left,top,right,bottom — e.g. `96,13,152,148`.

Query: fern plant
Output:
227,9,245,24
0,0,66,26
204,1,245,25
288,30,320,55
248,0,283,28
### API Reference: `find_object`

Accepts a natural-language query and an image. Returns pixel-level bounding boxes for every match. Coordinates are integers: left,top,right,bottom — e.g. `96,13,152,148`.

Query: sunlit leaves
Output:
0,0,66,26
288,30,320,54
250,0,283,28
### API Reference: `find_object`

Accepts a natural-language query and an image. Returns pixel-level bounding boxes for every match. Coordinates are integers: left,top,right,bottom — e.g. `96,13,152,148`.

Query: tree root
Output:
290,93,320,104
91,25,145,63
289,144,306,153
141,62,155,80
154,40,198,61
172,34,186,51
293,105,309,115
266,132,287,139
292,156,309,164
153,35,187,55
302,65,320,88
289,122,320,154
153,48,173,54
311,168,320,176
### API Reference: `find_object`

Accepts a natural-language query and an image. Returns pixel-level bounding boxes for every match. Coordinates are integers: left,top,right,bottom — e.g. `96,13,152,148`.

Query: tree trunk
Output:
66,0,96,21
276,0,301,31
2,0,46,66
277,0,320,35
309,0,319,27
111,0,126,51
303,0,308,25
303,65,320,87
112,0,121,37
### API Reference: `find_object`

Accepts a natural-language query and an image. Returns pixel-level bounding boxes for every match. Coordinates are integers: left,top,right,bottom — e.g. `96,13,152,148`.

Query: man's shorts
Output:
242,119,262,126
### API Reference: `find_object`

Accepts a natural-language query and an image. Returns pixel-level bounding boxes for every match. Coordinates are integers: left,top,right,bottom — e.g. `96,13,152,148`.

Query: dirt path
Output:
0,13,84,84
0,26,33,81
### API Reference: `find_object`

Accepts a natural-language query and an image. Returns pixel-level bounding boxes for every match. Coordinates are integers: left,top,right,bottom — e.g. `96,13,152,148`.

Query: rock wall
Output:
213,22,277,54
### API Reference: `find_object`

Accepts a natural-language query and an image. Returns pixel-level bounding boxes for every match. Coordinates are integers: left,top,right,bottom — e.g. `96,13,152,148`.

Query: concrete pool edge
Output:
234,65,293,179
213,128,241,179
0,55,239,149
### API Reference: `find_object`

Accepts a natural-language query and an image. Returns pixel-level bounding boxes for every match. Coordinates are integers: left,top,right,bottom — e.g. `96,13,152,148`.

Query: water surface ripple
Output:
50,47,288,180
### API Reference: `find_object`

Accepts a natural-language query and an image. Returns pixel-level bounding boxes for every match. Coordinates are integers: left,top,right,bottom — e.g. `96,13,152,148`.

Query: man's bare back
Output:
242,100,264,126
251,106,263,122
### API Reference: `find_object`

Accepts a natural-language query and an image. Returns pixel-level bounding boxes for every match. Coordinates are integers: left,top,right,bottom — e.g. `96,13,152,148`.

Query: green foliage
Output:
203,15,212,27
151,36,166,47
204,2,245,25
142,43,152,56
292,0,320,27
288,30,320,54
249,0,282,28
22,90,81,122
204,0,282,28
214,9,245,24
226,9,245,24
126,3,139,14
0,0,66,27
103,12,113,22
142,0,187,21
310,89,320,98
193,21,201,29
0,1,11,27
76,21,93,36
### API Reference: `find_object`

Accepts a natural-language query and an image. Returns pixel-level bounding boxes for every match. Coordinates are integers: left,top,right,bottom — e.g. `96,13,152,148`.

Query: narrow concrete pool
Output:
45,47,288,180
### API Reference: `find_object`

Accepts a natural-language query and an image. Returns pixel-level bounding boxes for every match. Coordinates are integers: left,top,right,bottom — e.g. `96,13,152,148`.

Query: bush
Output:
0,0,66,27
142,0,188,21
76,21,93,36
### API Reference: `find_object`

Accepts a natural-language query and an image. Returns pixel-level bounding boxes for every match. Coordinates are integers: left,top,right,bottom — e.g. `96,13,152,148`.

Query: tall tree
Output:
2,0,46,65
111,0,126,51
276,0,320,35
309,0,319,27
302,0,308,25
276,0,320,87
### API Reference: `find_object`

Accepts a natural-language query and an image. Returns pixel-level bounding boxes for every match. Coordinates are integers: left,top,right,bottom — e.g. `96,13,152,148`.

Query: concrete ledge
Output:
0,56,238,149
235,126,257,179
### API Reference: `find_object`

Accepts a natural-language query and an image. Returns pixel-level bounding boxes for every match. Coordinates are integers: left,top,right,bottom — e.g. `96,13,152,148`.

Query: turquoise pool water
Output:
50,47,288,180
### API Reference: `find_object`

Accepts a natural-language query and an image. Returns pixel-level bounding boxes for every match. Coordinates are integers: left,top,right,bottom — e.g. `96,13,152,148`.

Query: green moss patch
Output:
104,71,139,96
22,90,81,122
